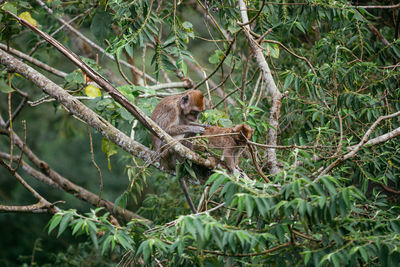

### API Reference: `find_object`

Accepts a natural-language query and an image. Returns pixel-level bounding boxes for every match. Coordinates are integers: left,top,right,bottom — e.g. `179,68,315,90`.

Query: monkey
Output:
150,89,207,169
150,89,207,213
200,124,254,172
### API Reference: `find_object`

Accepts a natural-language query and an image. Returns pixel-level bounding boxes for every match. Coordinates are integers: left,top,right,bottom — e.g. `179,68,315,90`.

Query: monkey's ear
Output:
180,94,190,110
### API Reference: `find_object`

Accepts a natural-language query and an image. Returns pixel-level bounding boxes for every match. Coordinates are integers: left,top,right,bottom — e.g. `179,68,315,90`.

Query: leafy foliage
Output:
1,0,400,266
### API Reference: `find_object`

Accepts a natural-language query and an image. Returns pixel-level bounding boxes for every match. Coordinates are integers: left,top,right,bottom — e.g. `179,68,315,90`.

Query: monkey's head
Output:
180,90,206,122
232,124,254,145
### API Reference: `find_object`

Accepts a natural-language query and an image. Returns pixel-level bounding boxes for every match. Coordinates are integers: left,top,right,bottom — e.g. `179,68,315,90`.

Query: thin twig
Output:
29,11,90,56
145,201,225,234
209,61,236,93
8,75,13,167
194,33,239,90
11,120,26,173
263,40,317,76
4,89,27,129
212,88,240,109
87,126,103,206
248,143,270,183
0,158,59,214
241,47,251,102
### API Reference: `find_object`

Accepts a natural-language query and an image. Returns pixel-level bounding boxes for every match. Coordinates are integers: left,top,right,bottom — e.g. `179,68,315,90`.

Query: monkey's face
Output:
187,110,200,122
180,90,206,122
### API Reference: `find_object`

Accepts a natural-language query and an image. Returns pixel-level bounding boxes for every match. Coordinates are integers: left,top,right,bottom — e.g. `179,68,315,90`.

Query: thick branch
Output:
238,0,283,175
0,48,155,164
351,3,400,9
0,43,67,78
6,12,216,169
362,126,400,147
0,130,150,223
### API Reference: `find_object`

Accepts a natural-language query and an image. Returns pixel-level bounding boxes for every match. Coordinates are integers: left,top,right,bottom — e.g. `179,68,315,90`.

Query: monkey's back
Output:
203,126,237,149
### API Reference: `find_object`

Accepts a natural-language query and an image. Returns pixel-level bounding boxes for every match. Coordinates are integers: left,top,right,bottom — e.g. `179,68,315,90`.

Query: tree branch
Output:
5,12,216,169
318,111,400,178
238,0,283,175
0,43,67,78
0,134,149,223
0,158,59,214
0,48,155,164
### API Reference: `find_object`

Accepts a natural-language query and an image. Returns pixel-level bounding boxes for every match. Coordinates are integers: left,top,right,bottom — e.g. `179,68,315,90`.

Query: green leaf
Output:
102,235,113,255
89,226,99,250
87,220,98,233
245,196,254,218
142,240,151,262
283,73,294,91
184,217,197,238
1,2,17,14
57,213,73,237
72,220,84,236
359,247,368,262
299,199,306,218
182,21,193,30
65,70,85,85
193,218,204,239
209,175,227,196
116,234,133,251
90,10,112,42
0,79,13,93
219,118,233,128
321,177,337,196
342,188,350,208
113,193,125,212
48,215,62,234
184,161,197,179
208,50,223,64
304,251,311,265
101,137,118,170
263,43,280,58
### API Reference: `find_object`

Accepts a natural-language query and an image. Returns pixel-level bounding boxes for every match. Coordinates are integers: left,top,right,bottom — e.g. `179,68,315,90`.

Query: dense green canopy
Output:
1,0,400,266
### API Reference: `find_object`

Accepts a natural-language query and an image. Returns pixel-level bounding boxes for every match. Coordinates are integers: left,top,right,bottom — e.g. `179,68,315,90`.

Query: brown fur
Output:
151,90,207,170
202,124,254,172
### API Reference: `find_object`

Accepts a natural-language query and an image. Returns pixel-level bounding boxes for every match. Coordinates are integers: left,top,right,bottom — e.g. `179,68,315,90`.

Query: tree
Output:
1,0,400,265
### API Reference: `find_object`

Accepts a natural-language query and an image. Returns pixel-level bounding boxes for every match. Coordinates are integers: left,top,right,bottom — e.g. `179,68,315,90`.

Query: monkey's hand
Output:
189,122,211,128
192,125,206,134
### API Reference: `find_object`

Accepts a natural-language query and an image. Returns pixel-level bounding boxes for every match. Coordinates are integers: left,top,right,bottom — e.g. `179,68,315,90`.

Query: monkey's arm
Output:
166,124,205,136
